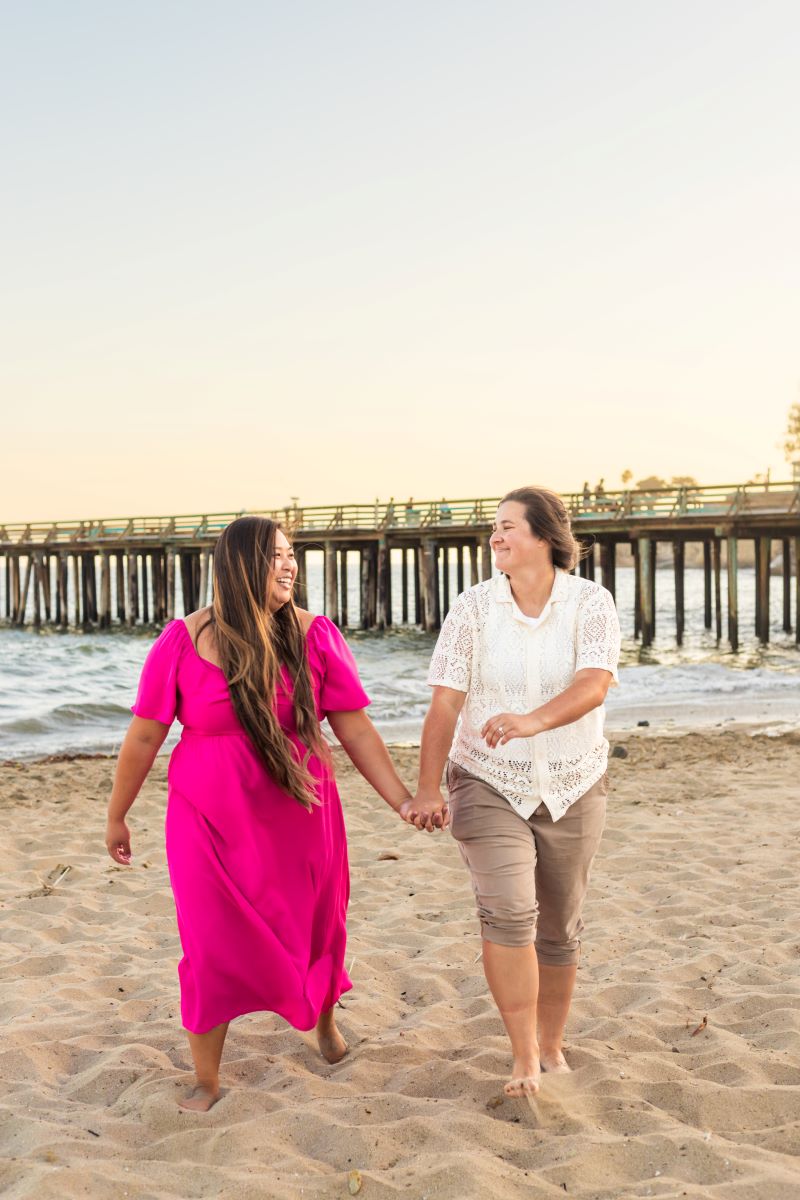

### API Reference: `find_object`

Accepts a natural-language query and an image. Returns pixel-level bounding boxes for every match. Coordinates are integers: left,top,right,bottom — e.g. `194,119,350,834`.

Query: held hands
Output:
397,788,450,833
106,819,132,865
481,711,542,749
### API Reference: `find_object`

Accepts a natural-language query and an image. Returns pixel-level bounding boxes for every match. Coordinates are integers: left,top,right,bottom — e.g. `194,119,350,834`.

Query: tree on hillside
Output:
783,401,800,462
621,469,633,487
635,475,667,491
634,474,698,491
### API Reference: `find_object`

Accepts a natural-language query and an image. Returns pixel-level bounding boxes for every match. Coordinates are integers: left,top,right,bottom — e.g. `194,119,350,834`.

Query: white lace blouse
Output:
427,569,621,821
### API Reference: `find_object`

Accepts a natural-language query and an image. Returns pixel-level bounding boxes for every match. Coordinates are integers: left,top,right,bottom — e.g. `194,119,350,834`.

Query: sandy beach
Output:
2,732,800,1199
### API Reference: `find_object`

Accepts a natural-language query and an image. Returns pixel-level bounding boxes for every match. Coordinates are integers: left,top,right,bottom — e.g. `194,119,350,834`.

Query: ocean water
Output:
1,565,798,761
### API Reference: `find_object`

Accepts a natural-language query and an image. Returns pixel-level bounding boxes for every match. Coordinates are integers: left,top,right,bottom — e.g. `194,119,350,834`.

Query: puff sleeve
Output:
574,585,621,684
309,616,371,715
130,620,183,725
426,591,477,693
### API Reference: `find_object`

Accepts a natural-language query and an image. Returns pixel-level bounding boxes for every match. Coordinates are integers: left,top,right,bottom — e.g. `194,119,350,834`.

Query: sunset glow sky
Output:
2,1,798,521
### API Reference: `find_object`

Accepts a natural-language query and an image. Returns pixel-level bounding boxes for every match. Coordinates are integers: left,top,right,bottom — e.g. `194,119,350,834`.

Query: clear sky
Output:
1,1,798,521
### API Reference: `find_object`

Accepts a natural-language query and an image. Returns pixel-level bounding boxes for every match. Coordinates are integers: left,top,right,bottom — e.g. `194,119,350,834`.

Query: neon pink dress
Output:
131,616,369,1035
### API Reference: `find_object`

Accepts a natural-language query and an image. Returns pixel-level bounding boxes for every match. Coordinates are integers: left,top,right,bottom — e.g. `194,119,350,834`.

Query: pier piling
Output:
422,541,439,633
42,554,52,622
324,544,339,627
632,542,641,640
19,557,33,627
600,542,616,599
480,537,492,582
469,543,479,588
637,537,654,648
127,552,137,627
756,536,770,645
712,538,722,643
141,556,150,625
100,553,111,628
442,546,451,617
401,549,409,624
166,551,175,622
649,540,657,640
32,553,42,628
377,539,391,629
56,553,66,627
339,551,349,629
727,536,739,651
673,541,685,646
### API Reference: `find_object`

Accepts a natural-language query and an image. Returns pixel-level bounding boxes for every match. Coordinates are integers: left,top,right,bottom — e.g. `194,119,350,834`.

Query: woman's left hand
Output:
481,712,541,748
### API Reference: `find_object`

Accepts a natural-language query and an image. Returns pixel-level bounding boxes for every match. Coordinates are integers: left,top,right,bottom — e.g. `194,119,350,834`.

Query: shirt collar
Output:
492,568,569,624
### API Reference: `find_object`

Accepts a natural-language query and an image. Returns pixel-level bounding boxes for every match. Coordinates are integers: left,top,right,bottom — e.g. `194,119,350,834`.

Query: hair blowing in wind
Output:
200,516,329,810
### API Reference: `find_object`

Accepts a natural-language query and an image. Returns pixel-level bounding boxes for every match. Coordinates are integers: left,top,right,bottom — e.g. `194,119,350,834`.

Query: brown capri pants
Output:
446,761,607,966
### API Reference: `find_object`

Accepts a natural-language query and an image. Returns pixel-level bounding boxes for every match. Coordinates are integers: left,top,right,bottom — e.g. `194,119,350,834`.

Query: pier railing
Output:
1,481,798,546
2,481,798,649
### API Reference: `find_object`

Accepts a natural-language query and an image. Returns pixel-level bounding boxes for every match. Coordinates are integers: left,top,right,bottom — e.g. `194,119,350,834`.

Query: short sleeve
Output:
309,617,371,714
130,620,184,725
426,593,476,693
574,586,621,684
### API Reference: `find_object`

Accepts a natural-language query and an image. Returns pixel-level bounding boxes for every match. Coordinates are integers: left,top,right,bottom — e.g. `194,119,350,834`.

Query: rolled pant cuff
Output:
479,921,537,948
534,941,581,967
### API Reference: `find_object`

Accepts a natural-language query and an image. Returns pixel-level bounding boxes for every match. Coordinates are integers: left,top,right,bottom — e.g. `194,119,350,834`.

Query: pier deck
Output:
2,481,798,649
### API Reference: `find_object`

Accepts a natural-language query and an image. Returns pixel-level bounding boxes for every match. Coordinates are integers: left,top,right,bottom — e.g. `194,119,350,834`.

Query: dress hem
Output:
181,978,354,1037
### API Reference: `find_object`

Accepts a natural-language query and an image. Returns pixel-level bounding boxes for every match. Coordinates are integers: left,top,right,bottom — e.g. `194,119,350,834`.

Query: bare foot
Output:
540,1048,571,1074
177,1084,220,1112
504,1057,540,1098
316,1014,348,1064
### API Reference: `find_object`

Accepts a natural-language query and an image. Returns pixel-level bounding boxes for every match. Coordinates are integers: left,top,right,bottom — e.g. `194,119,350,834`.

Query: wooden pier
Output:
1,481,798,649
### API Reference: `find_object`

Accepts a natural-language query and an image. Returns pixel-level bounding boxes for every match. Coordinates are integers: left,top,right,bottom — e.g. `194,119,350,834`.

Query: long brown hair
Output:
500,486,584,571
198,516,328,810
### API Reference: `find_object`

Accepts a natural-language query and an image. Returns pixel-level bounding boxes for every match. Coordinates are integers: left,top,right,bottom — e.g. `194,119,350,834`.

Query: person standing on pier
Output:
402,486,620,1098
106,516,413,1111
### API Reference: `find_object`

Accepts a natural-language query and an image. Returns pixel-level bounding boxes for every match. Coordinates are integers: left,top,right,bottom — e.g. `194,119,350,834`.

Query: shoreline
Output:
3,716,800,769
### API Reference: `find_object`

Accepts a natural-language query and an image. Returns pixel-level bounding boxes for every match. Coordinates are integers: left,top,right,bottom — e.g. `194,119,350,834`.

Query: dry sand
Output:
1,733,800,1200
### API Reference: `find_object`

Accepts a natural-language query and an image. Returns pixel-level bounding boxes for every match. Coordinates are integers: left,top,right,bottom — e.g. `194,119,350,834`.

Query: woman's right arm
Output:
400,686,465,832
105,716,170,865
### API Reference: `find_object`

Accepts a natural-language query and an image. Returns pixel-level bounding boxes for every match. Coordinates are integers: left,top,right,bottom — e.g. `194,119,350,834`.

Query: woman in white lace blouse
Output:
402,486,621,1098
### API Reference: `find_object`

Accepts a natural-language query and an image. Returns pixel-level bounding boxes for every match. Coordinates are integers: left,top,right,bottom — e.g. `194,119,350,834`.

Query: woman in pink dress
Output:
105,516,412,1111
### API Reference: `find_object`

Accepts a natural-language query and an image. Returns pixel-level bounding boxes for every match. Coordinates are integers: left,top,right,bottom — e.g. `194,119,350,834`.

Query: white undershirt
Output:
511,597,546,630
515,611,543,629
